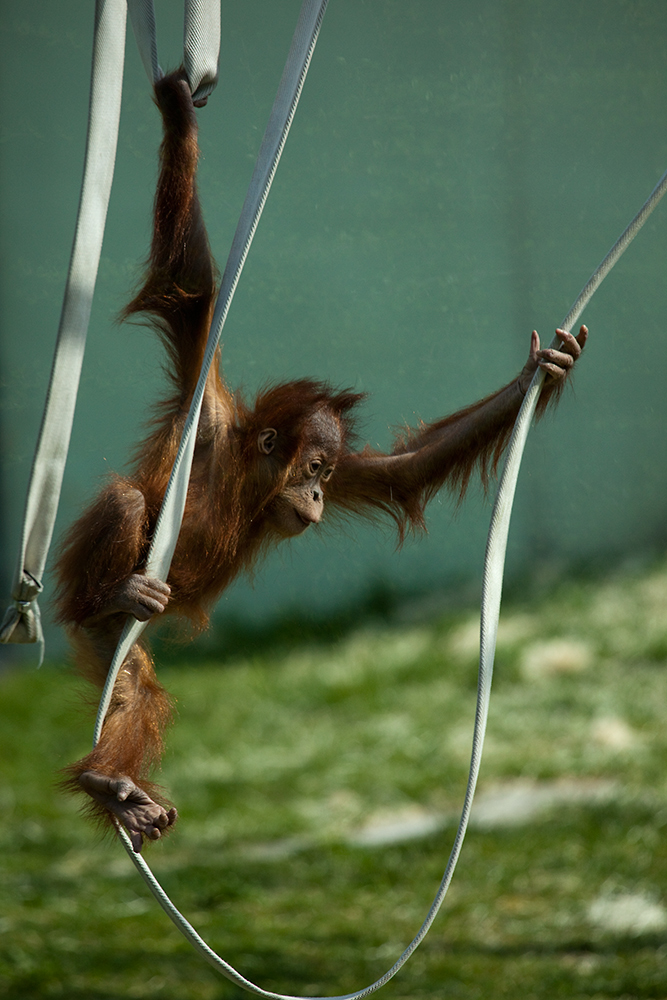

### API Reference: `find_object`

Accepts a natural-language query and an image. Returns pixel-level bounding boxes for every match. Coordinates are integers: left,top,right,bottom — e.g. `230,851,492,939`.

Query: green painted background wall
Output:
1,1,667,649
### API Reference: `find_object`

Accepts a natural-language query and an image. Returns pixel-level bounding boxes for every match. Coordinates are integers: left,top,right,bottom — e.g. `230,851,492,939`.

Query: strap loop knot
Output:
0,575,45,662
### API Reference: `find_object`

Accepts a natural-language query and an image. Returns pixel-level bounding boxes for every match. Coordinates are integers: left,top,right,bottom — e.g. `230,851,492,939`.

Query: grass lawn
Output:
2,561,667,998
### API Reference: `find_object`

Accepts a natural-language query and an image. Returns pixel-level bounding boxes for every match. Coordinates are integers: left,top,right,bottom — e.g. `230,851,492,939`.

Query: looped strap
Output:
0,574,45,661
128,0,221,104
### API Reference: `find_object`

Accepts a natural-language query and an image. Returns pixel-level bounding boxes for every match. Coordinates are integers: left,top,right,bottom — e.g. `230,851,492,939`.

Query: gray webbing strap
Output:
414,174,667,992
127,0,162,85
430,172,667,961
0,0,128,659
184,0,221,104
1,0,221,660
473,166,667,800
128,0,220,103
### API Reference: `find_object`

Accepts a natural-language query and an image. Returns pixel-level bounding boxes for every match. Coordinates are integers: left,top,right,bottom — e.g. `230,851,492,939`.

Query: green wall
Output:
1,1,667,648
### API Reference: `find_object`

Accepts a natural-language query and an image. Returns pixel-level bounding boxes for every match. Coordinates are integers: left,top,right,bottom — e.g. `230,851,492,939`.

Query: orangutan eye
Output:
308,460,322,475
321,466,334,482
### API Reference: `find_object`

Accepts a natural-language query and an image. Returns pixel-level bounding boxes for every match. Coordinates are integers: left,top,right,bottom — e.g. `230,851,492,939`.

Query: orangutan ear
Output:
257,428,278,455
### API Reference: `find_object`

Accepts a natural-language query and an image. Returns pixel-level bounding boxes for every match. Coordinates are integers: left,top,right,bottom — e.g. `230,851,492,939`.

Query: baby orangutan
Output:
56,70,587,851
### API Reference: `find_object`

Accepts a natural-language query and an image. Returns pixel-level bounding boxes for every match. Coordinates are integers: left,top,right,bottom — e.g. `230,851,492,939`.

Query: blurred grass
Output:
2,560,667,998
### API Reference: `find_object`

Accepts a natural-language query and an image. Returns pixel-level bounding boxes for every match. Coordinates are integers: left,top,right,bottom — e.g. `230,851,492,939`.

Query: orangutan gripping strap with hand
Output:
55,69,587,852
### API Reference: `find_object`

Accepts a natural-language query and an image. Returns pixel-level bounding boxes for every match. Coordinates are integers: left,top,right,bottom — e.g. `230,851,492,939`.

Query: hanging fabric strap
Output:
469,168,667,825
399,173,667,1000
1,0,222,661
0,0,128,660
127,0,162,85
184,0,221,104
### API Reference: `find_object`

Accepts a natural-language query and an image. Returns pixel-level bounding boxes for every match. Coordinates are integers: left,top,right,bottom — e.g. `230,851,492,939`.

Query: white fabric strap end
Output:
0,574,45,659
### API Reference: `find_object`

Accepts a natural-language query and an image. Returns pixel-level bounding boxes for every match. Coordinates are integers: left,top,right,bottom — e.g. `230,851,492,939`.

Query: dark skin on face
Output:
54,70,587,851
262,410,343,535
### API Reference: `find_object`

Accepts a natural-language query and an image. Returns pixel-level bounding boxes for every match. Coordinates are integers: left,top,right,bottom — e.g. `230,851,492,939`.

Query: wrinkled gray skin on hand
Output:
517,326,587,395
79,771,177,853
108,574,171,622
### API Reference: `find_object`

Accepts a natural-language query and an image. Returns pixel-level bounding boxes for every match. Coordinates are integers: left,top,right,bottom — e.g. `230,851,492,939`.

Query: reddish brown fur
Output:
62,634,173,823
55,69,578,846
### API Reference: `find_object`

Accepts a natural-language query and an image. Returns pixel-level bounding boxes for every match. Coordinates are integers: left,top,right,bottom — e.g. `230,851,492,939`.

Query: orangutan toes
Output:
79,770,177,852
